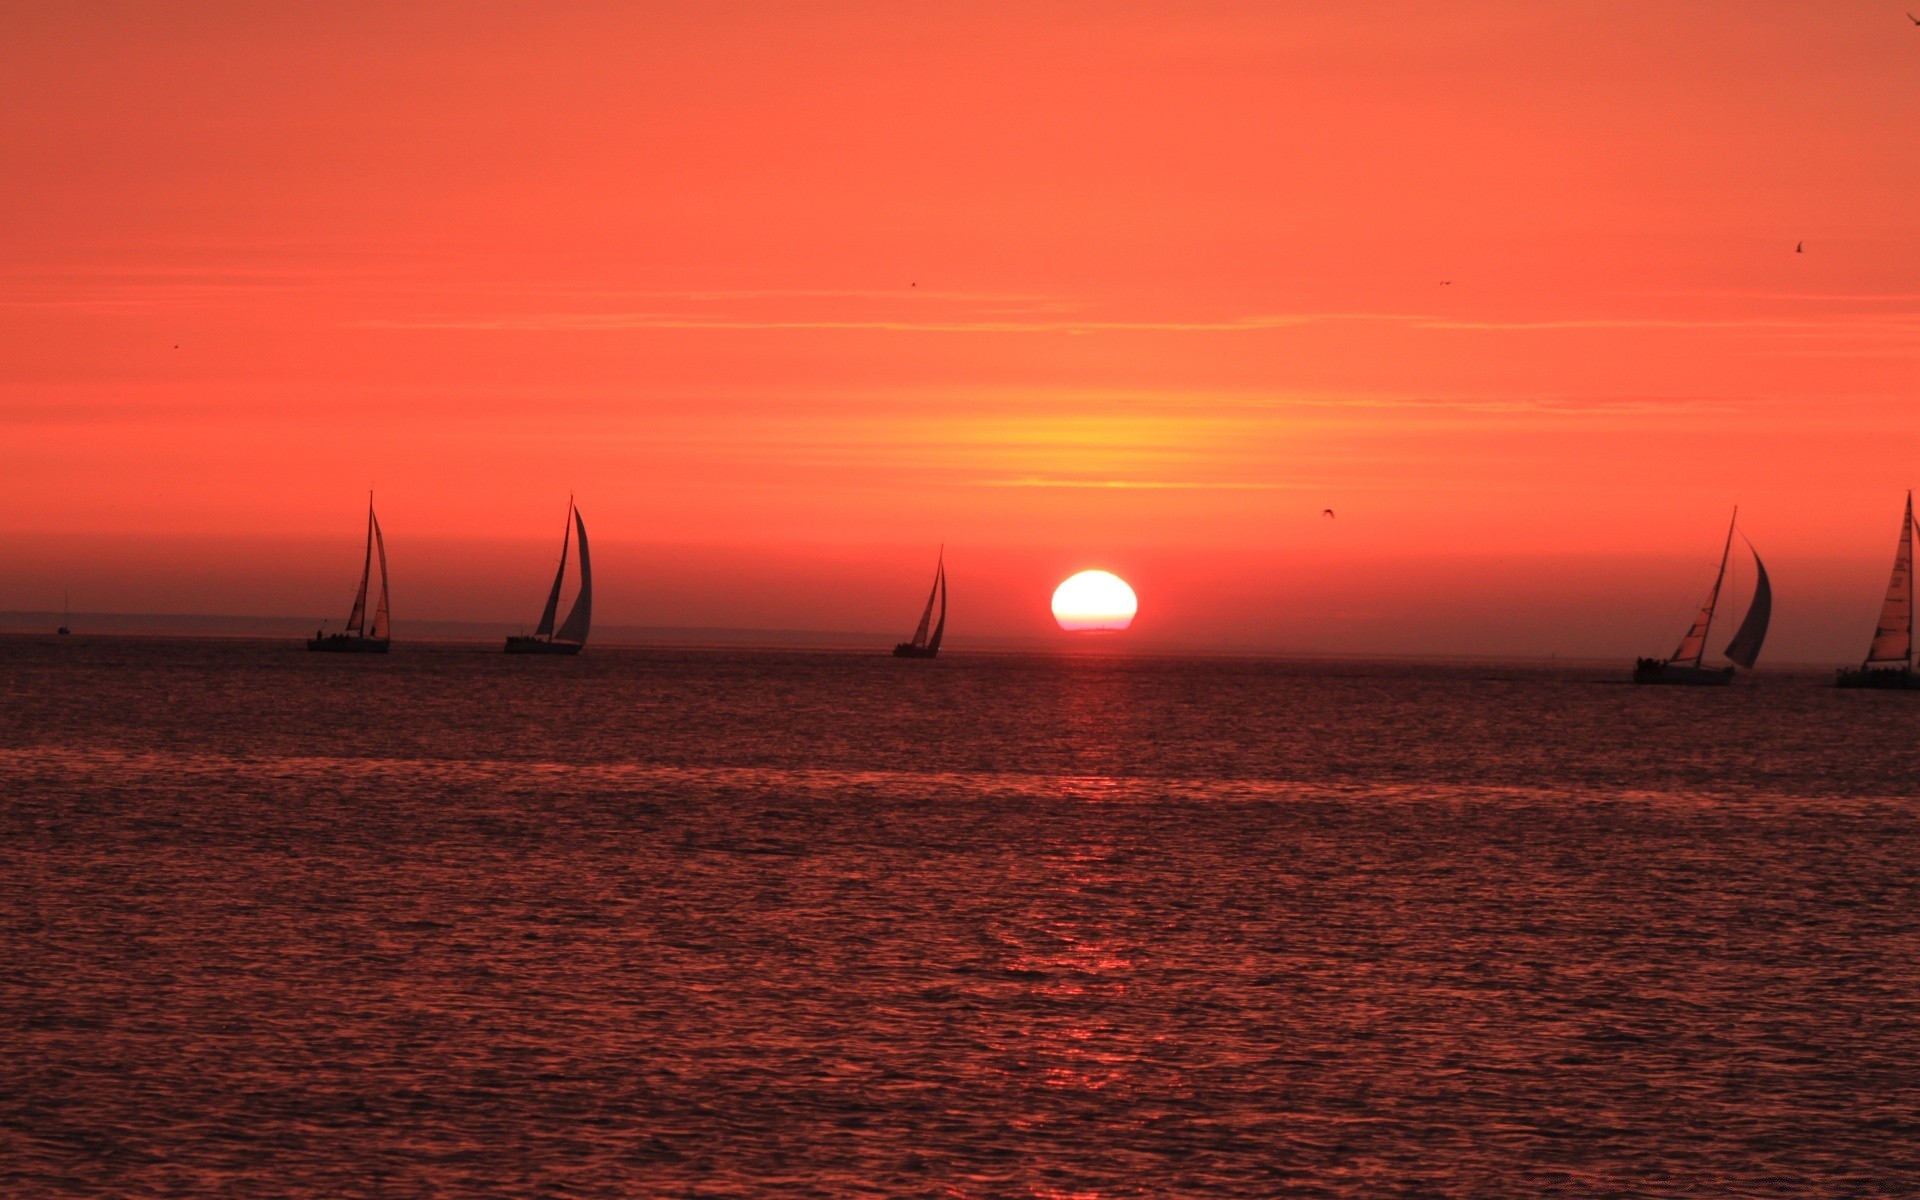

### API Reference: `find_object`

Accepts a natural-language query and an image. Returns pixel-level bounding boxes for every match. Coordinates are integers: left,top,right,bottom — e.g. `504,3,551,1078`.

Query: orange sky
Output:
3,3,1917,658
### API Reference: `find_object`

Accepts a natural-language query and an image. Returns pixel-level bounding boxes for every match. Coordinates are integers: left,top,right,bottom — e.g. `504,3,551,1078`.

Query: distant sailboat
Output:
892,549,946,659
1633,508,1770,685
309,493,391,653
506,499,590,655
57,592,71,637
1836,491,1917,689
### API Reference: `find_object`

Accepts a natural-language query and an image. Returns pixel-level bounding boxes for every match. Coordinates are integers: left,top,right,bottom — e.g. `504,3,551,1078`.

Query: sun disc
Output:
1052,570,1138,632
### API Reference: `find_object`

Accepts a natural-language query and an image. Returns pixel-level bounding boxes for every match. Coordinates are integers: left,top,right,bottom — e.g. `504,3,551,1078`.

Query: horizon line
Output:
0,612,1860,671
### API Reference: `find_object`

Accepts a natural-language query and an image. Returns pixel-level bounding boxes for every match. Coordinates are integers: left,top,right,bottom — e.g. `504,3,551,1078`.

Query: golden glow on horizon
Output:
2,5,1918,660
1052,570,1138,632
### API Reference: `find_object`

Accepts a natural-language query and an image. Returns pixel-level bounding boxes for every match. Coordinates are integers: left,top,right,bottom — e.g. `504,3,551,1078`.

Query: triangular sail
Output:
1670,509,1737,666
370,509,390,641
926,562,947,654
1865,493,1914,667
909,552,941,649
346,497,374,635
555,507,591,644
1722,540,1771,670
535,502,573,638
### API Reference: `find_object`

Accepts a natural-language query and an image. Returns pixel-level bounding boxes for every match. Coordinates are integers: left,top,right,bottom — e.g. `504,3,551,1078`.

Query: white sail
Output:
926,562,947,654
1722,541,1771,670
1864,493,1914,667
370,508,390,641
554,507,591,644
910,556,940,649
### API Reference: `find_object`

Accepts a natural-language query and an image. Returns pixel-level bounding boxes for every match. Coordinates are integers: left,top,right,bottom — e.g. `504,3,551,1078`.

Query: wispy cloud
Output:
1410,315,1920,334
978,477,1298,490
358,307,1920,338
353,312,1354,334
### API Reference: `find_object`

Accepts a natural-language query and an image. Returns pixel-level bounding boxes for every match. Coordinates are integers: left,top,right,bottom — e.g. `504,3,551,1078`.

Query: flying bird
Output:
1795,242,1803,253
1322,508,1335,519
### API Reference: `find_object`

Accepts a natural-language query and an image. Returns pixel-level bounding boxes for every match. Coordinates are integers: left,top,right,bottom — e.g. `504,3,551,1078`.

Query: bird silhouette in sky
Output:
1439,280,1452,286
1322,508,1335,519
1795,241,1803,253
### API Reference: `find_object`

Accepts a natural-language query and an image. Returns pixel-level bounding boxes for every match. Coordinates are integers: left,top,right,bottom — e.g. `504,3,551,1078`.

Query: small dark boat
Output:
893,549,946,659
1633,507,1769,686
1836,492,1918,690
56,592,71,635
310,493,390,654
506,498,591,656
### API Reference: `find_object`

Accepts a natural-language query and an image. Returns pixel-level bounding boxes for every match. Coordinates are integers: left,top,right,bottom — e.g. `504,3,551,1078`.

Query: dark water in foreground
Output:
3,637,1919,1198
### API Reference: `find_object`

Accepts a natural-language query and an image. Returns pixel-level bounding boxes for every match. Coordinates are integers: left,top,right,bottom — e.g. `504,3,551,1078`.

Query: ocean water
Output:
3,636,1918,1198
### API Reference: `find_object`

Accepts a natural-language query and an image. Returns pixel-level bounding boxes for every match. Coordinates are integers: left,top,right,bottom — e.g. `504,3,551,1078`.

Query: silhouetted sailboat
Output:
1836,491,1917,689
893,549,946,659
506,499,590,655
57,592,71,637
1633,508,1770,685
309,493,390,653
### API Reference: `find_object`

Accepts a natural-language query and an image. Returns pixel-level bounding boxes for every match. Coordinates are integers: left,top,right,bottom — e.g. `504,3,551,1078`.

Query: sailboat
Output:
1633,508,1771,685
1836,491,1918,689
308,493,390,653
56,592,71,637
892,549,946,659
505,498,591,655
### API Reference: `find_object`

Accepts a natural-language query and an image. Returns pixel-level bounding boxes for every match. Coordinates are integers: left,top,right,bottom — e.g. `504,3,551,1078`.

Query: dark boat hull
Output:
892,643,938,659
505,636,583,655
308,635,389,654
1835,666,1919,690
1632,658,1734,686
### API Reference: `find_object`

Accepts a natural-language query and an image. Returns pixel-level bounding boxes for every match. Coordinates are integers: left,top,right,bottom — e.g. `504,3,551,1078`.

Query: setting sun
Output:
1051,570,1138,632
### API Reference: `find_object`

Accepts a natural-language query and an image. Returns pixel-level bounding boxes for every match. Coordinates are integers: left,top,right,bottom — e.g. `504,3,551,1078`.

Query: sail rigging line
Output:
535,498,573,639
554,505,591,645
1722,534,1771,670
1671,507,1738,667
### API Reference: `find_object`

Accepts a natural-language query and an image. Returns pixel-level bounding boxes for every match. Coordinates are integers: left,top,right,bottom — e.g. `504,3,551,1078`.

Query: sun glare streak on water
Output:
2,638,1919,1197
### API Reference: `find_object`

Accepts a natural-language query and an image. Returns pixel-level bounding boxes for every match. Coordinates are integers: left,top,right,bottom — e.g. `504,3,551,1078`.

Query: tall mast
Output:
535,495,573,640
1698,506,1737,657
346,490,375,635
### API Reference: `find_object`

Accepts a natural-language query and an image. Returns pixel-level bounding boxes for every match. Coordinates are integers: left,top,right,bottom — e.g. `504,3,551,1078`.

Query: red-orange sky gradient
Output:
3,3,1917,658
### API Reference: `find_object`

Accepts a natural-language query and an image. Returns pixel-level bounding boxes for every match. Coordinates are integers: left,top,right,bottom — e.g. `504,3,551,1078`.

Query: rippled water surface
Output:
4,637,1919,1197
